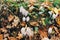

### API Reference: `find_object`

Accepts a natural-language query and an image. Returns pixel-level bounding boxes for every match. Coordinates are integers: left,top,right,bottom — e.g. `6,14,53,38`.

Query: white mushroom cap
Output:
26,27,34,36
52,13,58,19
48,28,52,34
20,6,29,16
26,16,30,22
21,27,26,36
22,17,26,22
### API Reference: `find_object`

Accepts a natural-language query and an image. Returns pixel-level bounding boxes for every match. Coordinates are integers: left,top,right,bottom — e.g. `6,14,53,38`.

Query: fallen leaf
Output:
0,34,3,40
8,14,14,22
30,21,39,26
8,37,17,40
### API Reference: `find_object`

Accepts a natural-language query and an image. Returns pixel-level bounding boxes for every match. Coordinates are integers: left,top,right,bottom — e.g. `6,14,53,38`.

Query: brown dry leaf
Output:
56,15,60,25
12,16,20,27
39,29,48,38
8,14,14,22
20,22,26,27
6,25,12,29
29,0,36,6
8,37,17,40
4,33,9,38
53,8,58,14
58,33,60,38
49,25,54,29
0,34,3,40
58,9,60,14
1,28,7,33
16,33,23,39
50,36,60,40
30,21,39,26
46,1,52,6
12,22,18,27
41,0,52,7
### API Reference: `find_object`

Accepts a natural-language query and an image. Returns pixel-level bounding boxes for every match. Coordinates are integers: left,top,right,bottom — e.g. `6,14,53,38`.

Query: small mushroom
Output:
26,16,30,22
48,27,53,34
20,6,29,16
48,25,54,34
22,17,26,22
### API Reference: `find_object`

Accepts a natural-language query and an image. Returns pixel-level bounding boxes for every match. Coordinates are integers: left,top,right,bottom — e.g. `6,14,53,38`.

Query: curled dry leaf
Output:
4,33,9,38
53,8,58,14
13,16,20,23
1,28,7,33
12,22,18,27
6,25,12,29
20,22,26,26
8,37,17,40
29,6,34,12
58,9,60,14
41,0,52,7
16,33,23,39
56,14,60,26
51,8,59,19
30,21,39,26
50,36,60,40
12,16,20,27
29,0,36,6
58,33,60,37
8,14,14,22
0,34,3,40
39,29,48,38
